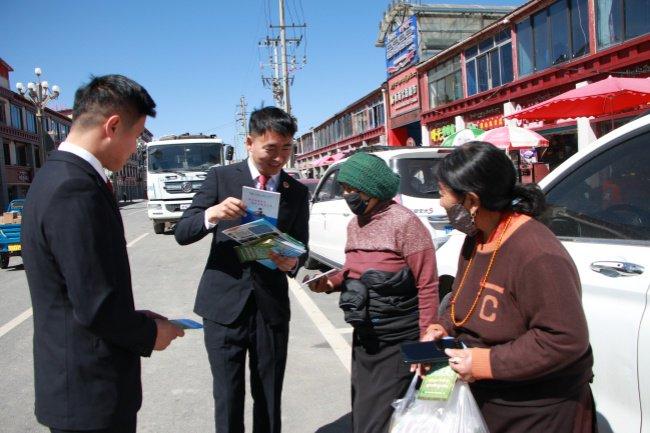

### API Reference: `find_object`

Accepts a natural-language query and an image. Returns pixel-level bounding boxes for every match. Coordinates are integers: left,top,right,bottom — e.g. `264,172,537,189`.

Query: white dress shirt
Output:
58,142,108,182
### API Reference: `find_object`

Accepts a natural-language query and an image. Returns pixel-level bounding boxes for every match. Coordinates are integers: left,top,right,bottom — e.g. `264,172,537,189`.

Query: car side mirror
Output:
225,145,234,161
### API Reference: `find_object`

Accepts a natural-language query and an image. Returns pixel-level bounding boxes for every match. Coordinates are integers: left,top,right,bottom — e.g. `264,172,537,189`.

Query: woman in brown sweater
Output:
426,141,596,433
309,152,439,433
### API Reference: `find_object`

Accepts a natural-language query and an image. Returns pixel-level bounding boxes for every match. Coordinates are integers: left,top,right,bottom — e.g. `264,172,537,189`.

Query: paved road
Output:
0,201,355,433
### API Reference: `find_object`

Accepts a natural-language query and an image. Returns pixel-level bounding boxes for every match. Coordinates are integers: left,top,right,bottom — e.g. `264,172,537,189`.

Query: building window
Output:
518,0,590,76
597,0,650,48
3,142,10,164
25,111,37,133
465,30,514,96
428,57,463,106
10,104,23,130
15,142,28,166
0,100,6,125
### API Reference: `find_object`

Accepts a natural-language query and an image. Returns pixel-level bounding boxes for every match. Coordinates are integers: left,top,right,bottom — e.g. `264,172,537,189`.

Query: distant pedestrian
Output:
22,74,184,433
426,141,595,433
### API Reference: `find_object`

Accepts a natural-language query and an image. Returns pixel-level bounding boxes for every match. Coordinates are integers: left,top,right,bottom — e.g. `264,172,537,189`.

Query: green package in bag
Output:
417,365,458,400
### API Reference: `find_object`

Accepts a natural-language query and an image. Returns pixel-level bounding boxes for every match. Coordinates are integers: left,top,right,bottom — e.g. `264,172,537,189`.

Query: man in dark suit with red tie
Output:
22,75,184,433
174,107,309,433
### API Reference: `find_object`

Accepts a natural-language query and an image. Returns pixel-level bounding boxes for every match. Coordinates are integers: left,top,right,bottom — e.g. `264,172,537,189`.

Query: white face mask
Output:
446,203,478,237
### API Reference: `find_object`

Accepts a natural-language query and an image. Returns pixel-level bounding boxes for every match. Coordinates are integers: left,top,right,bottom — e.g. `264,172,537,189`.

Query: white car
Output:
307,146,453,269
435,114,650,433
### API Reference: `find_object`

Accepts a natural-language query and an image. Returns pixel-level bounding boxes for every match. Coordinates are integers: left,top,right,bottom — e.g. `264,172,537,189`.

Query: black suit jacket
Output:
21,151,157,430
174,160,309,326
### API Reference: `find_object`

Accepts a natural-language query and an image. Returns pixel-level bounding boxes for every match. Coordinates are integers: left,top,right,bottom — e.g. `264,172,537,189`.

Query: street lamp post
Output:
16,67,60,168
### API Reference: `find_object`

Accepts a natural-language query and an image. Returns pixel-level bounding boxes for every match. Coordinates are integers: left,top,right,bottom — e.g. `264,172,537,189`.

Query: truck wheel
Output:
153,221,165,234
0,254,9,269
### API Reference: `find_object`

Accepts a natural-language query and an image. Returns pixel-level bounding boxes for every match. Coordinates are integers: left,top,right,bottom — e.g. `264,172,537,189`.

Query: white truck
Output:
146,133,233,234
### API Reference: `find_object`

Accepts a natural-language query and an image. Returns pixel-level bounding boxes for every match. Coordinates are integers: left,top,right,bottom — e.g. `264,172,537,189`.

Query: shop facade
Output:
417,0,650,181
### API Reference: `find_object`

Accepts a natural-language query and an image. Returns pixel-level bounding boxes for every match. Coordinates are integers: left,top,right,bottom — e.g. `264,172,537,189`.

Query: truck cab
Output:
146,134,233,234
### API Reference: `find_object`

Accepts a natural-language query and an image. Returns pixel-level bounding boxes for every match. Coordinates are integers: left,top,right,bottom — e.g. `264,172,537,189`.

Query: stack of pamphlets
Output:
221,186,306,270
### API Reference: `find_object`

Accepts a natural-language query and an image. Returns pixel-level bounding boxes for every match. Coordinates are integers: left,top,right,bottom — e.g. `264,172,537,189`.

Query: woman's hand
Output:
422,324,447,342
308,276,333,293
445,348,475,382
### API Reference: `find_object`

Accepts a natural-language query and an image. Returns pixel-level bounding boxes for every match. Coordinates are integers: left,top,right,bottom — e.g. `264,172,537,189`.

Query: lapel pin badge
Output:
283,181,290,189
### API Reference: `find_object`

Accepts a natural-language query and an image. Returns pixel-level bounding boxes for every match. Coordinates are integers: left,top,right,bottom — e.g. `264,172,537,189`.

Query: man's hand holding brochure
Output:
221,186,306,271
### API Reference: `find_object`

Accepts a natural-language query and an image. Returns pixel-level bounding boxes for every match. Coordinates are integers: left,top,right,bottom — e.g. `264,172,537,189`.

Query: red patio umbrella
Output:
506,76,650,122
478,125,549,150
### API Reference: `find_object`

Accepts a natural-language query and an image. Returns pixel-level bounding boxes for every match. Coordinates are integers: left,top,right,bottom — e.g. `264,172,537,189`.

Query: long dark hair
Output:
436,141,546,218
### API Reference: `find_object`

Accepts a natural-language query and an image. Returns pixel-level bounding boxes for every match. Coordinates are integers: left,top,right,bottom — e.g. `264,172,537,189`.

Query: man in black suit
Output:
175,107,309,433
22,75,184,433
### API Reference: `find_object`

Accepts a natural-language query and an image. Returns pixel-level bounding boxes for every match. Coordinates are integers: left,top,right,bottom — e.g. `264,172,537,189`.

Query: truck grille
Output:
164,181,203,194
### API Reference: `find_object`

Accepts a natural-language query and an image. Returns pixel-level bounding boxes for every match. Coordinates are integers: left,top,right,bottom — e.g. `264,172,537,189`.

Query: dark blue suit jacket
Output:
174,160,310,326
22,151,157,430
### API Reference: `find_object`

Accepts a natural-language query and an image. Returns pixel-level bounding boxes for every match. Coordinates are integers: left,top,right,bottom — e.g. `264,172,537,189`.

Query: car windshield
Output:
394,158,441,198
148,142,222,173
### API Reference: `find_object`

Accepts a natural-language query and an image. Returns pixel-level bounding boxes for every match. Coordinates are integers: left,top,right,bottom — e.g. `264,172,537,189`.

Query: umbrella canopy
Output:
506,76,650,121
314,152,345,167
440,127,484,147
478,125,549,150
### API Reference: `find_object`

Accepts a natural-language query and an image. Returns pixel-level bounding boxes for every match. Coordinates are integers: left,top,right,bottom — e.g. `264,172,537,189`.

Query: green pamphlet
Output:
417,365,458,400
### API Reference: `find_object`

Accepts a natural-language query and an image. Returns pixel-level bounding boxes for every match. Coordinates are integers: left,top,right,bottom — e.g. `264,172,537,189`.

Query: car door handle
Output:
342,213,350,217
590,261,645,277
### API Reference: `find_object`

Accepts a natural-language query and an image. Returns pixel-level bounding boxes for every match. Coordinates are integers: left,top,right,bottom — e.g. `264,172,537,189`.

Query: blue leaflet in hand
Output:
170,319,203,329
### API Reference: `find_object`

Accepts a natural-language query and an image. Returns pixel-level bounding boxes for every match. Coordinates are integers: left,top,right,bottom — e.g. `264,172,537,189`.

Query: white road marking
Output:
0,233,149,340
336,327,354,334
0,308,32,339
288,279,351,373
127,233,149,248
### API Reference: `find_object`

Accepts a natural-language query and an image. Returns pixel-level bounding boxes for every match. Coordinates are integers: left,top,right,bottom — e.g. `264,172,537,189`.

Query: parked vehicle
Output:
435,115,650,433
146,134,233,234
307,146,453,269
0,199,24,269
284,168,303,179
297,178,319,198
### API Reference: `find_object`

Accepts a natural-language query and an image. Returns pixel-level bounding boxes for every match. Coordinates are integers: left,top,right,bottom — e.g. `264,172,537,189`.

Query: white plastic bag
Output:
390,374,489,433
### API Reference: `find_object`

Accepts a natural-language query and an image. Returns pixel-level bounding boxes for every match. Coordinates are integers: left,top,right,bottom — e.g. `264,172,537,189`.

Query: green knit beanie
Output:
337,153,400,201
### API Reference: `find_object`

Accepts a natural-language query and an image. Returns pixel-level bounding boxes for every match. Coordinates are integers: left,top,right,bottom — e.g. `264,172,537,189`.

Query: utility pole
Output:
278,0,290,113
260,2,306,114
235,96,249,161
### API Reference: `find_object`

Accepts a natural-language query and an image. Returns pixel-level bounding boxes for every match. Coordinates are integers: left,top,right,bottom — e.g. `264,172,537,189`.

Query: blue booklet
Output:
169,319,203,329
241,186,280,226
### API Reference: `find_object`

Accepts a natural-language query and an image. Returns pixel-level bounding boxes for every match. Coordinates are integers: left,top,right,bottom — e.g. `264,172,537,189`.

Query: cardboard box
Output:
2,212,21,225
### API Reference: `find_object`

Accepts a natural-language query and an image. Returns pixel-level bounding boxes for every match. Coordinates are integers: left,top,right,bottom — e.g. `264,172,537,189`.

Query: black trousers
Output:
203,296,289,433
49,416,136,433
351,333,413,433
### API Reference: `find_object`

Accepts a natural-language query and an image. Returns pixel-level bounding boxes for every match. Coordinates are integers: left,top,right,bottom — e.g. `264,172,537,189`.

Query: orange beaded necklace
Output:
450,214,513,328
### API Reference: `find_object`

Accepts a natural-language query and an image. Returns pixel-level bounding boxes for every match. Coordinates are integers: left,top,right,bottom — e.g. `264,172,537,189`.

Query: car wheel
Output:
153,221,165,234
0,254,9,269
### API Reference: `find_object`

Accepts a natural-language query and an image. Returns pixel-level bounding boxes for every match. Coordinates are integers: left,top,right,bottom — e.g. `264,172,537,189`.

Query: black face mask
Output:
344,192,369,215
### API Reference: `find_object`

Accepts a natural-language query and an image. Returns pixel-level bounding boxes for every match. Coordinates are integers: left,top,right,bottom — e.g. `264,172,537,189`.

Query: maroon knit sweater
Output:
330,201,439,336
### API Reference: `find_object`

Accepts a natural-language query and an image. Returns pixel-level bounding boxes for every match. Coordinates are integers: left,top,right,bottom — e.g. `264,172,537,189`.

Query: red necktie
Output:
258,175,268,191
106,179,114,194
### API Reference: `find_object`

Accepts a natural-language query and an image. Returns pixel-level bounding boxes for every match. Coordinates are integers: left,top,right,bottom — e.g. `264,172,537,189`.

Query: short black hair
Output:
436,141,546,218
72,74,156,128
249,106,297,137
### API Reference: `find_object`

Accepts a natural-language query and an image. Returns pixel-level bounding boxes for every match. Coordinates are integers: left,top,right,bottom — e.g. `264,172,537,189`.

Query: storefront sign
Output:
3,166,32,184
470,115,504,131
385,15,419,76
388,67,420,118
430,124,456,142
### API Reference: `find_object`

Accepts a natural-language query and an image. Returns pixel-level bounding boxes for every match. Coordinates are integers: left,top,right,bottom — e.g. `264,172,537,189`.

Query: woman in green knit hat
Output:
308,152,440,433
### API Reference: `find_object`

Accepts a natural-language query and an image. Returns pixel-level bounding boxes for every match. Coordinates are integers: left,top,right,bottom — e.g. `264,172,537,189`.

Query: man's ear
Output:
103,115,121,139
245,135,253,152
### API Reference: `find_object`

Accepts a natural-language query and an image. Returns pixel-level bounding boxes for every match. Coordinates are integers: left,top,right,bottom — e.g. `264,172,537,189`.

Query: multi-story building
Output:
296,0,650,181
111,128,153,201
295,87,386,178
0,58,71,209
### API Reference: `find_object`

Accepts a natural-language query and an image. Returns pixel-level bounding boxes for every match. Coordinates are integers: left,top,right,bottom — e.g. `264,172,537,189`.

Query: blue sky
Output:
4,0,522,158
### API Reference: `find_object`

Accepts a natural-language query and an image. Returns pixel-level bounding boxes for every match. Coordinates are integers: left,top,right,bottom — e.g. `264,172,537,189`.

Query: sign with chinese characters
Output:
388,68,420,118
471,115,504,131
385,15,419,76
430,124,456,143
